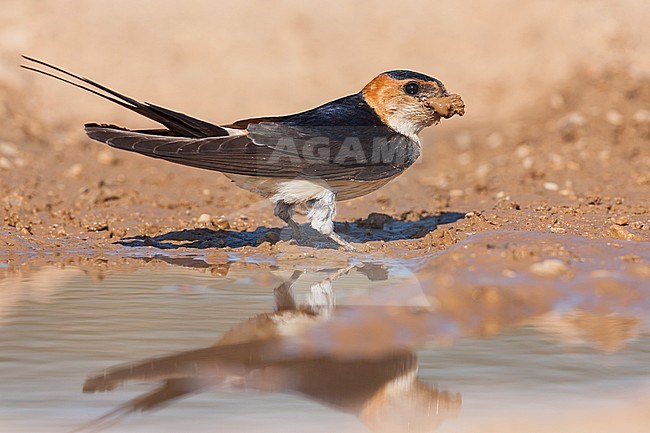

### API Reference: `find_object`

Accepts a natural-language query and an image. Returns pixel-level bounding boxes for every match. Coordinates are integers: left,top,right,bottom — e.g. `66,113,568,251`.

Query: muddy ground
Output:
0,1,649,279
1,64,649,270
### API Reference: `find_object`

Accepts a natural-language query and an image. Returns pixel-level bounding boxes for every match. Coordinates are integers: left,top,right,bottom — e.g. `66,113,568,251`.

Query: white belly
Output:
224,174,394,202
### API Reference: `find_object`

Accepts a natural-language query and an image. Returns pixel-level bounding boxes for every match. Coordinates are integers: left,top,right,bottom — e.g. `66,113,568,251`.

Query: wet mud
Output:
427,94,465,119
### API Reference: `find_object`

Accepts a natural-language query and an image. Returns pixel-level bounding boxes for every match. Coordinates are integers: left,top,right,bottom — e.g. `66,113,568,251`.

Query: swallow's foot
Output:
304,191,357,251
328,232,357,251
289,227,355,251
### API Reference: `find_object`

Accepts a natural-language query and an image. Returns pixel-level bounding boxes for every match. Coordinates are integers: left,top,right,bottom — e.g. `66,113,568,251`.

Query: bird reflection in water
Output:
74,264,461,433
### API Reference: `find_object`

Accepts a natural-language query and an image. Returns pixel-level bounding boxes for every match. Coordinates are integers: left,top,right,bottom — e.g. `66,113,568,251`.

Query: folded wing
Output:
86,122,420,181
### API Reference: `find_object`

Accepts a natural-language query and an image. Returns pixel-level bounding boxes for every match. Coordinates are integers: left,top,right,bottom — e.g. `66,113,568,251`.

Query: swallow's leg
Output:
274,201,304,239
307,192,356,251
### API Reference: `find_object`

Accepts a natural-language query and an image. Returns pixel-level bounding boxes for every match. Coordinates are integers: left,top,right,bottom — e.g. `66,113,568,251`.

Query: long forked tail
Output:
20,55,229,138
69,378,205,433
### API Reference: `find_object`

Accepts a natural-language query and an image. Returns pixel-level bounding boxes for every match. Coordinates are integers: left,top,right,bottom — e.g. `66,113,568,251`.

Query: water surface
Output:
1,233,649,433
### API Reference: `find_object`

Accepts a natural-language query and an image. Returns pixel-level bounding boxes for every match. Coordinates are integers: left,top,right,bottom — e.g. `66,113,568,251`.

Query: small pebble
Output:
86,221,109,232
474,163,490,180
213,216,230,230
560,111,587,127
609,224,641,241
515,144,531,158
530,259,569,278
197,213,212,224
522,157,534,169
632,109,650,124
605,110,624,126
0,157,12,170
64,163,83,178
449,189,465,198
557,112,586,141
613,216,629,226
559,189,576,197
97,150,118,165
486,132,504,148
543,182,559,191
0,141,18,157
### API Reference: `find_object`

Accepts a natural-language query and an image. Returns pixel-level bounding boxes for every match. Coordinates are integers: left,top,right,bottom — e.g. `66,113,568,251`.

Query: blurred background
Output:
2,0,649,130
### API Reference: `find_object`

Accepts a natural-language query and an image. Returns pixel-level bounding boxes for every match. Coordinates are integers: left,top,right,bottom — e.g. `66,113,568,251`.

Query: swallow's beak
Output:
426,93,465,119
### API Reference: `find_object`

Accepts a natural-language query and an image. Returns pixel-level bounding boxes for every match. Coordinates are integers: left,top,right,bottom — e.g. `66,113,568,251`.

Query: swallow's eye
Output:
404,82,420,95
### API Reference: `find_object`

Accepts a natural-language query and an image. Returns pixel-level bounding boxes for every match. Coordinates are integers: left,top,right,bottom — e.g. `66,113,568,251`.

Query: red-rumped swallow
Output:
22,56,464,250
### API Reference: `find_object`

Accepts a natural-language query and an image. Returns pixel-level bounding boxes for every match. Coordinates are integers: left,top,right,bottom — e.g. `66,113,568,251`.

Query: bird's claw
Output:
328,232,357,251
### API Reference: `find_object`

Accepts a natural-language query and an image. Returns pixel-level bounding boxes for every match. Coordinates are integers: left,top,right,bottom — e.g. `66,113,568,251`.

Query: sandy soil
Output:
2,64,648,266
0,1,649,271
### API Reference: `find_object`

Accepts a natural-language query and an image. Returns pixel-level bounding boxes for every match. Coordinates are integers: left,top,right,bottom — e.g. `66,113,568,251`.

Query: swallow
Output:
22,56,465,250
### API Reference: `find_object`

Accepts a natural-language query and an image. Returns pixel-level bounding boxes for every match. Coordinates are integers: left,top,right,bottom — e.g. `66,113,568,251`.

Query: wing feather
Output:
86,122,419,181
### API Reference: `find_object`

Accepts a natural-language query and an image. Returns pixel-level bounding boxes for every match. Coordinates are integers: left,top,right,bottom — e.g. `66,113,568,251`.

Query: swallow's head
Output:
362,70,464,138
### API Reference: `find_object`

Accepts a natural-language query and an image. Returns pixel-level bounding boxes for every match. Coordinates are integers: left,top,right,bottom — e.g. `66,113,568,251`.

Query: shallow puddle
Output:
1,231,649,433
